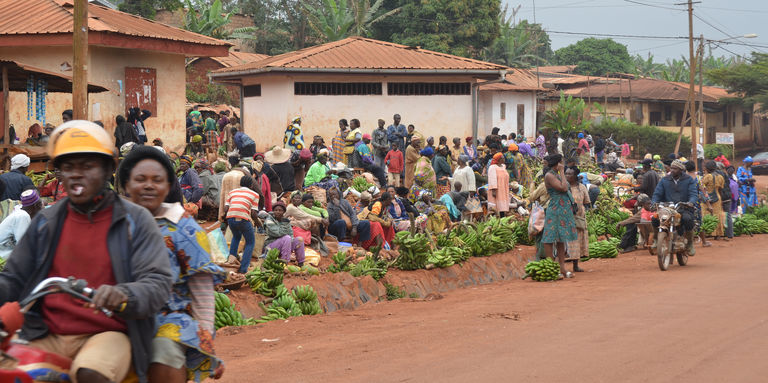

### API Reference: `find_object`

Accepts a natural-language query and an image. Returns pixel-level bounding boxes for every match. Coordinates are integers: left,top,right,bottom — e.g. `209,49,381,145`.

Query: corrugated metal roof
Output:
479,69,544,91
534,65,577,74
0,0,229,47
554,77,732,103
213,51,270,68
213,37,509,75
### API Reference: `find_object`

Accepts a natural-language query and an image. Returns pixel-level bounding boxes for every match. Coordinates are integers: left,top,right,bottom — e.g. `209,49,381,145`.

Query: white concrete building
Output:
210,37,541,151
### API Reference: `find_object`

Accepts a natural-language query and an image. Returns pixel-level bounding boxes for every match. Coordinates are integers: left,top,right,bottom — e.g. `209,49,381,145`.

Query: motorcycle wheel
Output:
677,243,690,266
657,231,671,271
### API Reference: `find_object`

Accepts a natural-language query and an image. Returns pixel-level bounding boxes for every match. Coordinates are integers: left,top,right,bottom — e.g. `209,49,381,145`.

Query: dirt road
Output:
215,235,768,383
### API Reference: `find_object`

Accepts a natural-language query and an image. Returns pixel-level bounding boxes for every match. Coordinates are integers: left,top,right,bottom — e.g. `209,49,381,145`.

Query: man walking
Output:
0,154,35,200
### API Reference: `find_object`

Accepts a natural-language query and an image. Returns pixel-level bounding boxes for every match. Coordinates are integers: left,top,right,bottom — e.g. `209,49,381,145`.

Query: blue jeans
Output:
228,218,255,273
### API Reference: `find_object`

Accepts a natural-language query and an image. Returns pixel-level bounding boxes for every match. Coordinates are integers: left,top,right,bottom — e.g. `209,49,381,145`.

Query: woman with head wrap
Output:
250,153,272,212
292,148,313,189
535,132,547,159
487,152,510,216
284,116,305,151
186,134,204,157
463,136,477,161
332,119,349,165
541,154,578,278
364,192,396,248
304,149,339,190
263,201,305,266
410,146,437,199
309,135,327,160
510,143,533,191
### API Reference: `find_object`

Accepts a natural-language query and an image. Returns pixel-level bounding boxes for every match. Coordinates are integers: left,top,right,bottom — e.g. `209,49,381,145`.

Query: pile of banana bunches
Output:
523,258,561,281
257,284,323,323
214,292,256,329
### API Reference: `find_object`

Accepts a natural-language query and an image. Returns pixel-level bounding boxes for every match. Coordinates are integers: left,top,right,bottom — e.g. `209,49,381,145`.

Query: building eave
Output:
210,66,506,81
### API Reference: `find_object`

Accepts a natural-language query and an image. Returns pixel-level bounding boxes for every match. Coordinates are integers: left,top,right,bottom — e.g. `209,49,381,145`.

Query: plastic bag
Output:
528,202,545,236
207,228,229,263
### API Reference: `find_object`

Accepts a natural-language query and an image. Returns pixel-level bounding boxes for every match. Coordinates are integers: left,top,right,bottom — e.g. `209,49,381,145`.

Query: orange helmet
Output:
48,120,115,165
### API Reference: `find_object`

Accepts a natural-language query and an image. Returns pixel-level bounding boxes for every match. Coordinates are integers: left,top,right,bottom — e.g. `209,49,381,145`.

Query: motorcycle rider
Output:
0,121,172,383
651,159,699,255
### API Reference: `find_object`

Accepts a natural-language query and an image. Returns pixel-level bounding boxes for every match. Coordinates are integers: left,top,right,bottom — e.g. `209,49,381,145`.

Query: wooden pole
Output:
674,98,690,155
686,0,698,171
73,0,89,120
697,35,704,147
2,65,8,149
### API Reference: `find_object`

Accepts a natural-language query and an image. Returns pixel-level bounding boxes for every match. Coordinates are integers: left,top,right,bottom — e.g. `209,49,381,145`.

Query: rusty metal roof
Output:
0,0,229,47
478,69,545,91
552,77,732,103
534,65,577,74
212,36,508,76
1,60,112,93
212,51,269,68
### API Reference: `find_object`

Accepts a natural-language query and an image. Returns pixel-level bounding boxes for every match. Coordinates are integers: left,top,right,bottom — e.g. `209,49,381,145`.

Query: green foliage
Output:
183,0,237,38
588,117,691,158
119,0,183,19
542,92,591,135
554,38,631,76
481,8,552,68
384,283,407,300
186,83,235,105
236,0,317,54
708,53,768,110
703,144,733,159
301,0,400,41
387,0,501,59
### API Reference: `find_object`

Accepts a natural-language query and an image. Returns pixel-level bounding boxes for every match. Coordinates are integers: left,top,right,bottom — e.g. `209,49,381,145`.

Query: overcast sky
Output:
505,0,768,62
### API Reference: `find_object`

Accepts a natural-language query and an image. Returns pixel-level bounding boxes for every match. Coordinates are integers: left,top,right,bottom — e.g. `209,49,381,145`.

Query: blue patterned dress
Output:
736,166,758,211
541,172,578,244
153,203,225,382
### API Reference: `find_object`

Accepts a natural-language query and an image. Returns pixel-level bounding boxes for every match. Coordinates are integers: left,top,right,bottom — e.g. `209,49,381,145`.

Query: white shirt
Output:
452,166,476,192
557,137,564,155
0,207,31,260
697,144,704,159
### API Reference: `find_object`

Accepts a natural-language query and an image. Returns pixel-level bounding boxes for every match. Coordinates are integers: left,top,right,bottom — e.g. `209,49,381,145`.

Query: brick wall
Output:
155,10,256,52
186,58,240,104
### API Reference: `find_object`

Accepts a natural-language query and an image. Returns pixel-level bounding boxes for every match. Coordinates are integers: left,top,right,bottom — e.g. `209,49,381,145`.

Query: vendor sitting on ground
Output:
286,191,328,245
414,190,452,233
326,187,374,245
196,159,224,221
364,192,396,248
263,201,305,265
179,155,204,216
440,181,469,221
304,149,339,189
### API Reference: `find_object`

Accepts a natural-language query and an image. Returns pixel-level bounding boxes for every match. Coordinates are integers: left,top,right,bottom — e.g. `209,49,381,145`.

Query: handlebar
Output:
20,277,113,317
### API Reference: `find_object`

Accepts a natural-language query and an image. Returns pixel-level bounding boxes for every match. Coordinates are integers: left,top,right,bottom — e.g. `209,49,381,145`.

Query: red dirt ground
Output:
214,233,768,383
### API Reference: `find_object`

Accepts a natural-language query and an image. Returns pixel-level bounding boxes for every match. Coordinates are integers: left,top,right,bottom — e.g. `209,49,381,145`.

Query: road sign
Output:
715,132,734,145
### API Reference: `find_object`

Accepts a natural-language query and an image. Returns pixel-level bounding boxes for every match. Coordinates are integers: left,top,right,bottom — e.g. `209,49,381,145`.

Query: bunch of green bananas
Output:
214,292,256,329
444,246,469,263
245,249,284,297
0,257,5,271
327,251,352,273
25,170,53,187
734,214,768,236
586,212,609,237
523,258,561,281
436,233,464,248
482,217,517,254
393,231,430,270
351,176,374,192
449,224,481,256
350,255,388,280
427,248,455,268
292,285,323,315
700,215,719,235
513,220,535,246
752,206,768,221
587,239,619,259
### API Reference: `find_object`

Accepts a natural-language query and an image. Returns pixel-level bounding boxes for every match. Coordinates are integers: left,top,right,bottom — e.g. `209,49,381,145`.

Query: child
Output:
384,141,404,187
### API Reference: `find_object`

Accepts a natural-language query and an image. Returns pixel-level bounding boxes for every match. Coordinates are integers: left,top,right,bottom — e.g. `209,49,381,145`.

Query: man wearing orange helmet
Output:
0,121,172,383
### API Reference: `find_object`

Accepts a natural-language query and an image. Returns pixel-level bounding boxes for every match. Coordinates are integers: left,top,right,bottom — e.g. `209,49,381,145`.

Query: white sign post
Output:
715,132,735,162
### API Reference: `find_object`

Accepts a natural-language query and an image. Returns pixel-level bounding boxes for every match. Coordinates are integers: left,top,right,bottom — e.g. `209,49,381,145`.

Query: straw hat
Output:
264,146,292,164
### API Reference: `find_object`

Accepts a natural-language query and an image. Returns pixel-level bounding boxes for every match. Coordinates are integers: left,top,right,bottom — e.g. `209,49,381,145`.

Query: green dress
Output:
541,172,578,244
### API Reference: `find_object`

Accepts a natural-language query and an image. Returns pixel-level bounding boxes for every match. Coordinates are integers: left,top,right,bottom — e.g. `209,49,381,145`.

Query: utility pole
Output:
73,0,88,120
697,35,704,145
686,0,699,170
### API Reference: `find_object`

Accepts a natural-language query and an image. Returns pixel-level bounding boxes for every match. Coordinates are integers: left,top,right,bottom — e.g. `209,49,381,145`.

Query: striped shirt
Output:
225,187,259,221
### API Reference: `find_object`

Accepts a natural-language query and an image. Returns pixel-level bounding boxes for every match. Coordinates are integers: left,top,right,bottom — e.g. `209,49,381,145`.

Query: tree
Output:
235,0,319,54
632,53,664,78
300,0,400,42
119,0,183,19
707,52,768,109
554,38,631,76
481,7,552,68
379,0,501,59
184,0,240,38
543,92,592,135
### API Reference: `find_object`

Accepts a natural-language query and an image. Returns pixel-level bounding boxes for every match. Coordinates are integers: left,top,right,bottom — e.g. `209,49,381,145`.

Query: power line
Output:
623,0,684,11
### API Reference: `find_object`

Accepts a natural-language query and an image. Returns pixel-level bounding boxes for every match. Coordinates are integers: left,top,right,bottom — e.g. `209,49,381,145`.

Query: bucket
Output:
338,241,353,253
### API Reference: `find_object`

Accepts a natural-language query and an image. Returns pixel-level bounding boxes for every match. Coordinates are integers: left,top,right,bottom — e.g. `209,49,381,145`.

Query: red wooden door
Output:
124,67,157,115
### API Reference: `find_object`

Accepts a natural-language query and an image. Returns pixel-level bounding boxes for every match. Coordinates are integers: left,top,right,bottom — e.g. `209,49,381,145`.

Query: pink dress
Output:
621,143,631,158
487,164,510,213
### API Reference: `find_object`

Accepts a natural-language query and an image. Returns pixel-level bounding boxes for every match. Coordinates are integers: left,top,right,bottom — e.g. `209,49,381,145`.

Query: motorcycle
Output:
650,202,693,271
0,277,115,383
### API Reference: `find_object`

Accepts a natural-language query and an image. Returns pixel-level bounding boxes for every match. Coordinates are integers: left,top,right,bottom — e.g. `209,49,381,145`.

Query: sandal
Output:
565,271,574,278
557,273,564,280
702,241,712,247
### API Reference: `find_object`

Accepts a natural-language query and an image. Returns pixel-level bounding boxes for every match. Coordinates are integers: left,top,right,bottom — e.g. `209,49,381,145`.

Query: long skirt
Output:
566,227,589,260
704,201,725,237
361,221,394,250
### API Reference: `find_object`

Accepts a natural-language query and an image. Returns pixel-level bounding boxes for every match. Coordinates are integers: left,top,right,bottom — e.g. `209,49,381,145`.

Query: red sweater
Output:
42,205,127,335
385,150,404,173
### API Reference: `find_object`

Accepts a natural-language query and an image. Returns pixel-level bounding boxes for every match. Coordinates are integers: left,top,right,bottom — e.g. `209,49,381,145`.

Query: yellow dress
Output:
701,173,725,237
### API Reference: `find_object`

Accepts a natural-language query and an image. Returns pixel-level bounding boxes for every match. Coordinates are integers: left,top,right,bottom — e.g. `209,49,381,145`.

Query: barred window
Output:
387,82,471,96
243,85,261,97
294,82,382,95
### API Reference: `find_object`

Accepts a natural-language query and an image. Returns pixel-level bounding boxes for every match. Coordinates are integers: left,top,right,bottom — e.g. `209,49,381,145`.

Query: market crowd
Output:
0,109,762,383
